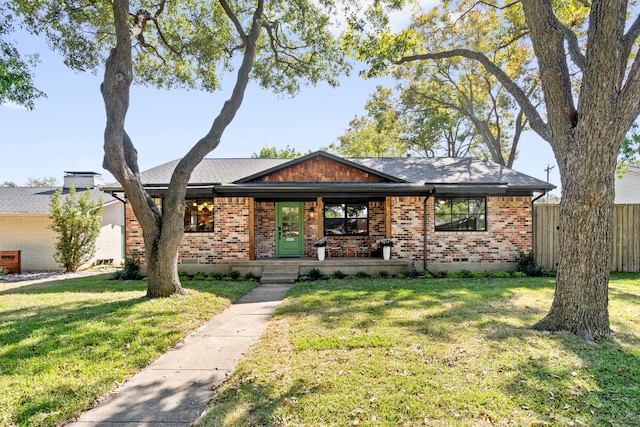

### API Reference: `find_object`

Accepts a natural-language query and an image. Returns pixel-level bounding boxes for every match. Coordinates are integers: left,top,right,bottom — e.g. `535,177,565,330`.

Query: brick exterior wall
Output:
126,197,252,266
253,157,386,183
126,195,532,272
425,195,532,271
390,196,426,264
1,203,123,271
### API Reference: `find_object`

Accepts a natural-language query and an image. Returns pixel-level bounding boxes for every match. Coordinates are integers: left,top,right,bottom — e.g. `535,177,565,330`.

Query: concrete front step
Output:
260,264,299,284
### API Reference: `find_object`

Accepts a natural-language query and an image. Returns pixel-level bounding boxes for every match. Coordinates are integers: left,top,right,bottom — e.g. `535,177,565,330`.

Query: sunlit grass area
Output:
0,275,257,427
199,274,640,426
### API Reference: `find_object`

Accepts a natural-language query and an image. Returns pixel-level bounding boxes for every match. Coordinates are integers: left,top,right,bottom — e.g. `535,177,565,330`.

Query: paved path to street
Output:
68,283,293,427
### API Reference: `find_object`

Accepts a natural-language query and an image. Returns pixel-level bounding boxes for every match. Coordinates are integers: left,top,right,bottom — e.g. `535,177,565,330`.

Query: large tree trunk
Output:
533,131,616,340
100,0,263,297
145,231,185,298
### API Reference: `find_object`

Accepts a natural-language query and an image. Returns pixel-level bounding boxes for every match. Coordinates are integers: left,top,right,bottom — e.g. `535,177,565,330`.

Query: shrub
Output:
493,271,512,278
194,272,206,280
308,268,323,280
356,271,370,278
110,252,143,281
437,270,449,278
0,266,8,278
49,184,103,272
379,270,390,278
516,251,547,277
333,270,347,279
459,269,473,278
229,270,241,280
418,270,433,278
208,272,223,280
244,272,256,281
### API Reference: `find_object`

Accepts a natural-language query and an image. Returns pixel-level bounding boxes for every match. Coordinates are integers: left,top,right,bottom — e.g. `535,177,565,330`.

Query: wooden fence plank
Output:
534,204,640,272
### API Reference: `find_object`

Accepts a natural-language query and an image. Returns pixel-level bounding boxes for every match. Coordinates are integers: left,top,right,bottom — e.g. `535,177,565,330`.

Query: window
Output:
324,203,368,236
434,197,486,231
184,199,214,232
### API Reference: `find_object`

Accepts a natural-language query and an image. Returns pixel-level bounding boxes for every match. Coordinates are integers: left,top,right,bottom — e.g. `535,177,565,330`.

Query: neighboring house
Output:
0,172,124,272
615,165,640,203
107,151,553,275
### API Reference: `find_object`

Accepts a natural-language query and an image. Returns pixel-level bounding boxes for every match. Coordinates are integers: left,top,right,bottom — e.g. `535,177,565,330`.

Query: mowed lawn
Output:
198,274,640,427
0,275,257,427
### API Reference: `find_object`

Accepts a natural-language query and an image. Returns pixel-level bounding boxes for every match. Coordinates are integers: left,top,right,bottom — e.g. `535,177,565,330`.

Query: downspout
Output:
423,196,428,272
532,191,546,204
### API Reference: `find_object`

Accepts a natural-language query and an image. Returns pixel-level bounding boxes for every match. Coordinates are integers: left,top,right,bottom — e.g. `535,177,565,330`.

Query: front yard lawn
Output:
0,275,257,427
198,274,640,426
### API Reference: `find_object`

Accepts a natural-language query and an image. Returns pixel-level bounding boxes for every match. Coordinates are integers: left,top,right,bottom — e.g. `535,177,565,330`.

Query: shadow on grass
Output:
0,276,258,426
203,276,640,426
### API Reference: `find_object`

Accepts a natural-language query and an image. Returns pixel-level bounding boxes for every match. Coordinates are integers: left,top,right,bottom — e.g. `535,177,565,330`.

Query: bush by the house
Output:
110,252,143,281
49,184,103,272
517,251,548,277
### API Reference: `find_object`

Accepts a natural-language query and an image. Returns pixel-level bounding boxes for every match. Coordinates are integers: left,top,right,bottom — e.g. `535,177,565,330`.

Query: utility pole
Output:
544,164,555,203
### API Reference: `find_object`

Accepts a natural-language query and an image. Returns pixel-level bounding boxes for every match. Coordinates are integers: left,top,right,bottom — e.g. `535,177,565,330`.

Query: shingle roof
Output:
0,187,117,215
140,158,290,185
137,152,552,192
350,156,550,187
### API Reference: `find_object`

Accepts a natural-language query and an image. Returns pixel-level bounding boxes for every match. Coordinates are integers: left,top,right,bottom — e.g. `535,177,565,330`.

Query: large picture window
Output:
184,199,214,232
324,203,368,236
435,197,486,231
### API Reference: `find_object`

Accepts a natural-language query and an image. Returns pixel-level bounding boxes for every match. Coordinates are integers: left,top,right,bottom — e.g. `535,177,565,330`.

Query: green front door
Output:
276,202,304,257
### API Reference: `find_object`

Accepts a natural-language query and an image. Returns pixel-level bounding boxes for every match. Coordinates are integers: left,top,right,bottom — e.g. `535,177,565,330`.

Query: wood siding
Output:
252,157,387,183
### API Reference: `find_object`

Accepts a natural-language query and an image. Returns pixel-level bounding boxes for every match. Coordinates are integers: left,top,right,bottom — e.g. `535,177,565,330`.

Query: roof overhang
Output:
103,181,552,200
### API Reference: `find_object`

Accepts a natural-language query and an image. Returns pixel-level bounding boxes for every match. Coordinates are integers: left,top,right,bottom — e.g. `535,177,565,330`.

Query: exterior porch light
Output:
309,206,316,218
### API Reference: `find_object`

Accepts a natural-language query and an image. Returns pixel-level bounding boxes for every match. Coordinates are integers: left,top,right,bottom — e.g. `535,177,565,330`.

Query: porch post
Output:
249,197,255,260
385,196,392,238
317,197,324,239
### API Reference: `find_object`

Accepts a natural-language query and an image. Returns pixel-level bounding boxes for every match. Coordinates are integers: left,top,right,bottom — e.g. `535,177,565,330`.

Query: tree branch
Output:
219,0,247,40
397,49,550,142
557,20,586,71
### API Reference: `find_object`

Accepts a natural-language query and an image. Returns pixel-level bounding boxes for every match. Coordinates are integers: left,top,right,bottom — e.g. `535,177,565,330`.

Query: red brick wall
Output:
254,157,386,183
126,197,252,265
390,196,426,263
425,196,532,269
126,195,532,271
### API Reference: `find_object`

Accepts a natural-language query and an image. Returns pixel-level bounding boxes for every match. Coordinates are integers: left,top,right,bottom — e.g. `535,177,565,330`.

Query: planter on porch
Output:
317,246,326,261
383,246,391,260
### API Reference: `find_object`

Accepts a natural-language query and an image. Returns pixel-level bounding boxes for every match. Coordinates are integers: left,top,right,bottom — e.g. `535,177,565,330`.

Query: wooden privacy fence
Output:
533,204,640,272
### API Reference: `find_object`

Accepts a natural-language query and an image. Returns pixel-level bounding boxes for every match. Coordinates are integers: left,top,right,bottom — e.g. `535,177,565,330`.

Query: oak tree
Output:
10,0,348,296
348,0,640,340
0,8,44,109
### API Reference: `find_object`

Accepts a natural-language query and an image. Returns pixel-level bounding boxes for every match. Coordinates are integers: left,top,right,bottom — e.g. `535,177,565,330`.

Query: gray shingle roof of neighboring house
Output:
0,187,117,215
135,152,553,194
615,166,640,204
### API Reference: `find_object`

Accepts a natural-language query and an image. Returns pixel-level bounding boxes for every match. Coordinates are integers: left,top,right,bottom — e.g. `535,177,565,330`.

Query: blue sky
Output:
0,31,560,192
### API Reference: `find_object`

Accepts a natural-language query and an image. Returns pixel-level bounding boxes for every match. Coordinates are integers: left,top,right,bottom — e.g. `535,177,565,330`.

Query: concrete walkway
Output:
68,283,293,427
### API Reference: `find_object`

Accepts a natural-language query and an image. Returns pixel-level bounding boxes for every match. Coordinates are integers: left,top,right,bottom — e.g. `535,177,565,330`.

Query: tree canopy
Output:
8,0,351,297
251,145,308,158
0,9,45,109
345,0,640,340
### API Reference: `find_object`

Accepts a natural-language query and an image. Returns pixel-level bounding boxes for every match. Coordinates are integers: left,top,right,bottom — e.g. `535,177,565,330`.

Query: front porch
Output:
176,257,414,281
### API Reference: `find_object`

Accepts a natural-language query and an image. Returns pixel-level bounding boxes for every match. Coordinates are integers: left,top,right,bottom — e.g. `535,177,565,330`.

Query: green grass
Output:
0,275,257,427
198,274,640,426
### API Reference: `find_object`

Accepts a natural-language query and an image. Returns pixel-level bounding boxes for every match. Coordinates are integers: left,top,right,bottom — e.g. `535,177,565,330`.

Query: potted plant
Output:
379,238,394,260
314,238,328,261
